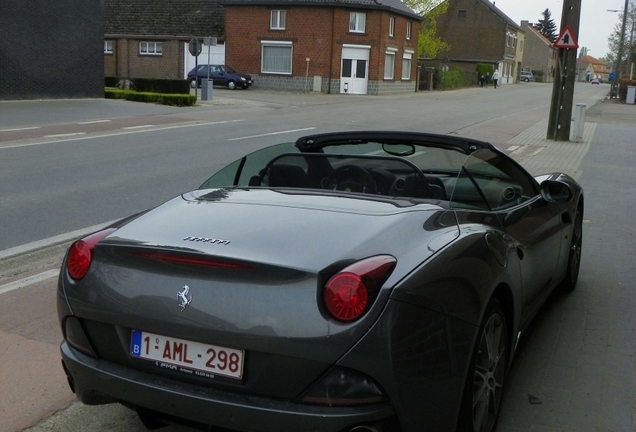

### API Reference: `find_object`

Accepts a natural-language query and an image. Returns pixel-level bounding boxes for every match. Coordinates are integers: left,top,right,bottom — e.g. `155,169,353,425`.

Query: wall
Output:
0,0,103,100
435,0,506,62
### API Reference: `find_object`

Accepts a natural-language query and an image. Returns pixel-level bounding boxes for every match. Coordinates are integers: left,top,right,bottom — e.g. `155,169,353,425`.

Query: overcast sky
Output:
491,0,626,59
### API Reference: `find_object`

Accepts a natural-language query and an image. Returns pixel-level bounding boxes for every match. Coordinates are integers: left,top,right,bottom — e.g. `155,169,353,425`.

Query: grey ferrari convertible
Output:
57,131,583,432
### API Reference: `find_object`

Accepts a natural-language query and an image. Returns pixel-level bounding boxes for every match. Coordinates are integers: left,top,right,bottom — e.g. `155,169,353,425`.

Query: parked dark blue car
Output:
188,64,253,90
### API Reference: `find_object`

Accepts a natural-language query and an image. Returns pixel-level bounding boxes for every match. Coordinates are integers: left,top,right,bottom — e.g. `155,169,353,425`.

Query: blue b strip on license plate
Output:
131,329,143,357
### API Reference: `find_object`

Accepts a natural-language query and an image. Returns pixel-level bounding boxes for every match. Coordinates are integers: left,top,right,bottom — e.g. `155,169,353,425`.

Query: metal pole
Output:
305,58,310,93
630,20,635,79
207,37,211,82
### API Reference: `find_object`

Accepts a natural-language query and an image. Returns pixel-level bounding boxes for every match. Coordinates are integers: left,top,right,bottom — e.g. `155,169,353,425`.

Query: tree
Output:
606,1,636,74
403,0,450,58
534,9,558,42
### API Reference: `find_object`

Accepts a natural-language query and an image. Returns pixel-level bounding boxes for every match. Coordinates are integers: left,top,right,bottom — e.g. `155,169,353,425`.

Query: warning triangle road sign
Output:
553,25,579,49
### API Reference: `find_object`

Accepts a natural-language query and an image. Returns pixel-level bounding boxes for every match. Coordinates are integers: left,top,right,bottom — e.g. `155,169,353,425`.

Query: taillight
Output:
66,228,116,280
323,255,396,322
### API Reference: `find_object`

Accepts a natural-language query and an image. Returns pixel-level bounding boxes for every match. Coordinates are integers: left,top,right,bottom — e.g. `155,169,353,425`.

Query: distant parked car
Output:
591,78,600,85
188,65,252,90
520,71,535,82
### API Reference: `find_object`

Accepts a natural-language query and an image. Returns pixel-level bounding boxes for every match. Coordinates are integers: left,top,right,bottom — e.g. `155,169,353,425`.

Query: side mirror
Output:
540,180,573,203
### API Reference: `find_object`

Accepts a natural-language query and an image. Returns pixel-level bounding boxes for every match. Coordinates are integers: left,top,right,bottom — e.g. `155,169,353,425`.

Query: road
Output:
2,83,634,432
1,83,605,253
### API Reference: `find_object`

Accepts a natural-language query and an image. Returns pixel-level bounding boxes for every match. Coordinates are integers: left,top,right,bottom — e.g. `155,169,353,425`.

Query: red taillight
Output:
323,255,396,322
66,228,116,281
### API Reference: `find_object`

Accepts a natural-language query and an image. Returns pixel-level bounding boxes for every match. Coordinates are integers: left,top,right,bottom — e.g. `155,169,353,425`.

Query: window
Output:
139,41,162,55
406,22,412,40
402,50,413,80
261,40,292,74
389,17,395,37
104,40,113,54
384,49,396,79
349,12,366,33
270,10,286,30
458,10,467,18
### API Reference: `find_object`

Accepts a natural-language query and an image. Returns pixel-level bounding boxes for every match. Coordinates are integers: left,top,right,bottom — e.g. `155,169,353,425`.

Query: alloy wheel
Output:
472,311,506,432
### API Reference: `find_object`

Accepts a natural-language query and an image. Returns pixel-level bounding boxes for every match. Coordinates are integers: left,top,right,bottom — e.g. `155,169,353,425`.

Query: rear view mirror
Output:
540,180,573,203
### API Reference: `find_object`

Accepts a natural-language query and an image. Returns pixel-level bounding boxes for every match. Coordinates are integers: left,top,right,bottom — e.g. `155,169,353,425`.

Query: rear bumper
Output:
61,341,396,432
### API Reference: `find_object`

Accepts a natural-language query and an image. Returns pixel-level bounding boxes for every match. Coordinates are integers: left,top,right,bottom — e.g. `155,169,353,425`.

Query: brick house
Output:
431,0,522,85
220,0,422,94
519,21,557,82
577,55,610,82
104,0,225,81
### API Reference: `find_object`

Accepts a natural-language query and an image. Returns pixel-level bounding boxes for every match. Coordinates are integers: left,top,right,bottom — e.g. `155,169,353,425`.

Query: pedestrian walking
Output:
479,75,484,87
492,70,499,88
484,72,491,88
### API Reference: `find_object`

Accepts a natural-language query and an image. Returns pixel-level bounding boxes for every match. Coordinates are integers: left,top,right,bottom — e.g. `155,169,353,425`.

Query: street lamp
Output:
607,1,629,98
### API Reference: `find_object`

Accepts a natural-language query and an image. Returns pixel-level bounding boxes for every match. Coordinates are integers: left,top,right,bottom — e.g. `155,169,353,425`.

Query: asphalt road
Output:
0,83,606,253
2,83,634,432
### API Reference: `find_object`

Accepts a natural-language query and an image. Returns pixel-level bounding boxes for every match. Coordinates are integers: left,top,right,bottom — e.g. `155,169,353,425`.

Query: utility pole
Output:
547,0,582,141
614,0,630,90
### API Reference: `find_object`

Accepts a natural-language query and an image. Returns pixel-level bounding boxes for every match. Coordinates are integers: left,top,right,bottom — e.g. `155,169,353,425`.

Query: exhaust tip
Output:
350,426,379,432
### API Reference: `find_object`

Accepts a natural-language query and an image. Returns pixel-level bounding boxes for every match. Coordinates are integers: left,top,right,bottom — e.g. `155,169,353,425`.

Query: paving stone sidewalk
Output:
495,100,636,432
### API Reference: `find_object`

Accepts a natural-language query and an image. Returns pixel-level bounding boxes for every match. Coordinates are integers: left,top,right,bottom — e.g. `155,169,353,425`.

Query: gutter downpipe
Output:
328,6,336,94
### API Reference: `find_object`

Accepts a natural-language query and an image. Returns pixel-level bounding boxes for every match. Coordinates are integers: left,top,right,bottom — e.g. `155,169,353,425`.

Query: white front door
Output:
340,46,369,94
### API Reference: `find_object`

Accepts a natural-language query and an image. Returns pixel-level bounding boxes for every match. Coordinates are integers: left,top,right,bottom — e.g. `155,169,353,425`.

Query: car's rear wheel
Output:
227,80,236,90
190,79,197,89
562,203,583,291
457,299,507,432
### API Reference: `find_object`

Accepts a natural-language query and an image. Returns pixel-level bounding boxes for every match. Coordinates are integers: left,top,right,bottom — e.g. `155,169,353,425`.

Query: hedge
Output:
104,89,196,107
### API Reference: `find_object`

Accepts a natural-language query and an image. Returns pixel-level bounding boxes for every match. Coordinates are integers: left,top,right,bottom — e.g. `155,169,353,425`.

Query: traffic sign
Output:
188,38,202,57
553,25,578,49
609,72,615,81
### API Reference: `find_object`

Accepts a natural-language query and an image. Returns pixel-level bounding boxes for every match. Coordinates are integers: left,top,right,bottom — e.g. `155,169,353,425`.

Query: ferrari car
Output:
58,131,583,432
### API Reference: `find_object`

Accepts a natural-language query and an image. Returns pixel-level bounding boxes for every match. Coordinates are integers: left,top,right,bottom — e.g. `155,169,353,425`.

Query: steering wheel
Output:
324,165,377,194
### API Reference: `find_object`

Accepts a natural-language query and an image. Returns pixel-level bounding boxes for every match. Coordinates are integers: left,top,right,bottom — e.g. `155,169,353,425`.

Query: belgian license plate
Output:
130,330,244,380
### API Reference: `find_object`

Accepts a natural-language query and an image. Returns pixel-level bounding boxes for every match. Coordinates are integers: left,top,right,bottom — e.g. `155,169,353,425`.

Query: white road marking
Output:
227,127,316,141
77,120,111,125
0,269,59,295
0,220,119,261
0,120,240,150
122,125,154,130
43,132,86,138
0,126,40,132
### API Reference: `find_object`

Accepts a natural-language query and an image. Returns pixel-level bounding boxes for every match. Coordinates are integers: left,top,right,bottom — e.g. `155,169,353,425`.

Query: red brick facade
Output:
224,5,420,94
105,38,187,80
